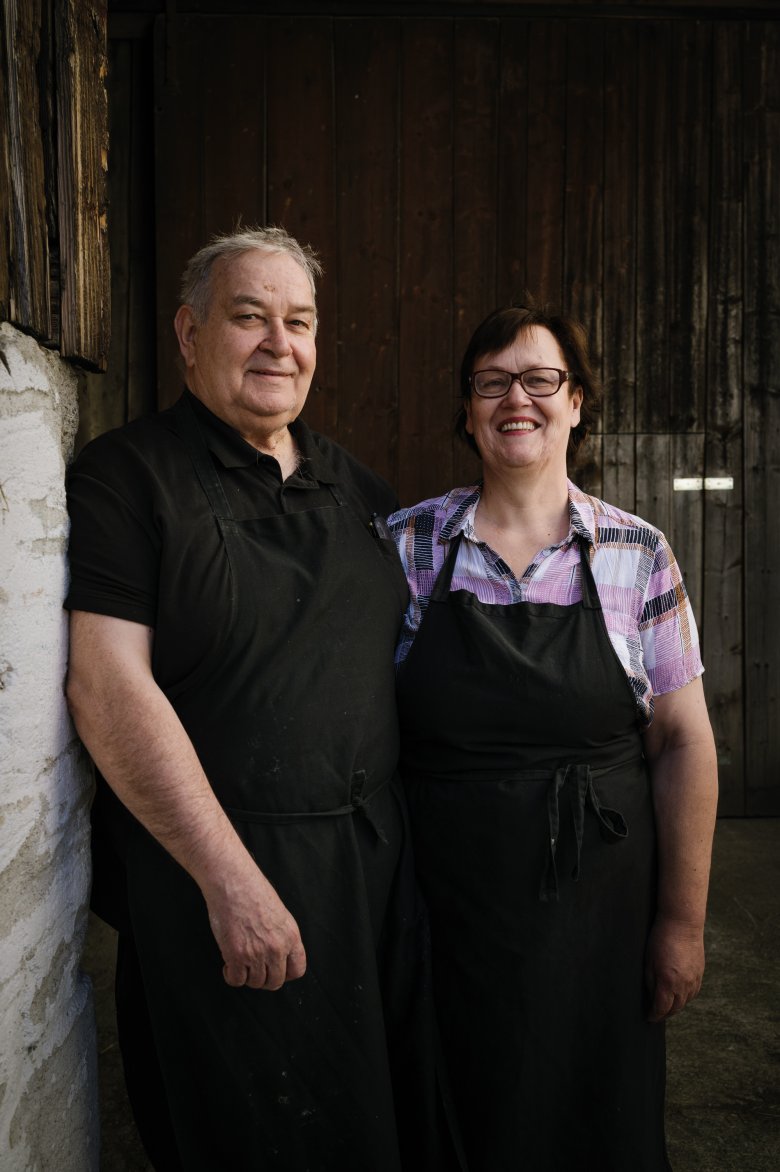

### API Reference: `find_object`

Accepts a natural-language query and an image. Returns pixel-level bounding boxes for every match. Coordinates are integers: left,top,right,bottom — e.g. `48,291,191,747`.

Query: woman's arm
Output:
641,676,718,1022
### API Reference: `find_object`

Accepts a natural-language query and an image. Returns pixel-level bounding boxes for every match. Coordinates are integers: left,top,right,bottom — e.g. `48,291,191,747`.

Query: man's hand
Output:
644,913,705,1022
205,868,307,990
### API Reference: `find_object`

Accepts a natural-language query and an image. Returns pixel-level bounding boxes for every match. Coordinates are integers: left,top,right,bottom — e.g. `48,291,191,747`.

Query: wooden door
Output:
95,8,780,811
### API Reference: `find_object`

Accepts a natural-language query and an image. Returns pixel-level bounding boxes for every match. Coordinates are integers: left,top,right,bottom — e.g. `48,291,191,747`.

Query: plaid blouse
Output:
388,481,704,725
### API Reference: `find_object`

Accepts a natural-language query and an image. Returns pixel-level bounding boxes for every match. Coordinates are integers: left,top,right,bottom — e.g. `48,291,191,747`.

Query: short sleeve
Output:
637,531,703,696
65,437,161,626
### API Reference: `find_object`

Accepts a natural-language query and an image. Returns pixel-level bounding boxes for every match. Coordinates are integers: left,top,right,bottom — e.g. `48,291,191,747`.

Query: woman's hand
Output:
644,913,705,1021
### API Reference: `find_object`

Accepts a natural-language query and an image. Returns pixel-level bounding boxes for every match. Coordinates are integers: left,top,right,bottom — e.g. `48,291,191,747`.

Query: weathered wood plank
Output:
154,14,208,406
601,432,636,514
452,17,500,492
635,21,670,435
602,20,637,441
397,19,454,505
267,18,337,440
743,20,780,814
55,0,110,368
564,19,604,496
525,19,565,305
635,433,671,537
703,22,744,814
125,34,158,425
668,20,711,433
201,17,265,239
670,430,705,622
2,0,52,340
334,19,400,484
496,17,528,307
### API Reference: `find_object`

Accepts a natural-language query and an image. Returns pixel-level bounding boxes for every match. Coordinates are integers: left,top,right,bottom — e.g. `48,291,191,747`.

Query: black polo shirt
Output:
65,390,398,630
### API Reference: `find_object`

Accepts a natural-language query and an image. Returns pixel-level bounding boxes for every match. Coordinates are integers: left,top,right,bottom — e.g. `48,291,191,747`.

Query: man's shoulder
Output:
303,426,398,515
69,402,185,479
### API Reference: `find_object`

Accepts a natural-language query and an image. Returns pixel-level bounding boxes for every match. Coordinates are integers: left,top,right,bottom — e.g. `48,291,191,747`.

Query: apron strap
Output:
431,531,465,602
539,764,629,902
176,395,236,520
224,770,391,844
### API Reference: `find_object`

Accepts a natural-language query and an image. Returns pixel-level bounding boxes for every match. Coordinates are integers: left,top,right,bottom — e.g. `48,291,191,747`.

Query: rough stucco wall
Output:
0,322,98,1170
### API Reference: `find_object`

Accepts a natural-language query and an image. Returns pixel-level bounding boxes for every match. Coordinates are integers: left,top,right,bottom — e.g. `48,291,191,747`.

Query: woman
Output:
389,304,718,1171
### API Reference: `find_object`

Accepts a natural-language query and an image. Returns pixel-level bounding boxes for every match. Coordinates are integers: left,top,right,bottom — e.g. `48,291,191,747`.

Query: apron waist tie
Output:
224,770,391,844
539,764,629,902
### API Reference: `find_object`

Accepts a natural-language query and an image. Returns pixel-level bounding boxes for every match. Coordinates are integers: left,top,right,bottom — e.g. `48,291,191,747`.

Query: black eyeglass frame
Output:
469,367,577,399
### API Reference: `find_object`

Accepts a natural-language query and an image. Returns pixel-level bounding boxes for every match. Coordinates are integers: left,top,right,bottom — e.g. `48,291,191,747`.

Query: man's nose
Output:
260,318,292,355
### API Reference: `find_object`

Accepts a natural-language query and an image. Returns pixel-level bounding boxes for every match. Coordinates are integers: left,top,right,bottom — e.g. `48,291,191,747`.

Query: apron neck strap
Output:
577,537,602,610
431,531,465,601
176,395,235,520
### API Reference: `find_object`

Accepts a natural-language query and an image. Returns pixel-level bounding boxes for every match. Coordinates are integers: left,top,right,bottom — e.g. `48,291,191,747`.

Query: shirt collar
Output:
439,479,596,548
184,390,338,484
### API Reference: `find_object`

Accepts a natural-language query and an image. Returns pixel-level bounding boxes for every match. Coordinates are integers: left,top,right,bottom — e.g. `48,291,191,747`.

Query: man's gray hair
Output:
179,225,323,326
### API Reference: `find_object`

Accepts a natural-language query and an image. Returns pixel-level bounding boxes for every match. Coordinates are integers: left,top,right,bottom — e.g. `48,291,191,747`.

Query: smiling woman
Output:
389,301,718,1172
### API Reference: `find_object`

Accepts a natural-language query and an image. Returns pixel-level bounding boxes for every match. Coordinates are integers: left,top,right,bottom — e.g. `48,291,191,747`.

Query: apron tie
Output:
224,770,391,844
539,765,629,902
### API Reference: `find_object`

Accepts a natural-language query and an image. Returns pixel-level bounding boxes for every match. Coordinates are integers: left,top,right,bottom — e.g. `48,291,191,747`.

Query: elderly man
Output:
66,228,442,1171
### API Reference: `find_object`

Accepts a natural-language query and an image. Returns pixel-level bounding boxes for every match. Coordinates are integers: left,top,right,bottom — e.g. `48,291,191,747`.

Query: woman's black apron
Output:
396,531,671,1172
106,398,451,1172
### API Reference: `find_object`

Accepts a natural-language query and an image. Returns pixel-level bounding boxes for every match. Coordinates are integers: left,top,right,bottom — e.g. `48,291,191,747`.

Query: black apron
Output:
396,531,671,1172
113,398,449,1171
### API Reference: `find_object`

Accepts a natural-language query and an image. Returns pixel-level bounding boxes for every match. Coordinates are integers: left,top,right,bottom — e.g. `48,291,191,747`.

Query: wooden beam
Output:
1,0,52,340
55,0,110,369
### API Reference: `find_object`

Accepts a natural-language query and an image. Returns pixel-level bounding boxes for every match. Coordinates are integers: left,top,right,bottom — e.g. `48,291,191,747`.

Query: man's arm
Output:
642,676,718,1022
67,609,306,990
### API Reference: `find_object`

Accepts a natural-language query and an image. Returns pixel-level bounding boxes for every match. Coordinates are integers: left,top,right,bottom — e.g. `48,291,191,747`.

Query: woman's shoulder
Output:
388,484,479,533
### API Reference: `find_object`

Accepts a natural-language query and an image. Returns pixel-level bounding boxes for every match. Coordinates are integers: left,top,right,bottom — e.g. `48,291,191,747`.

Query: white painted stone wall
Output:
0,323,98,1170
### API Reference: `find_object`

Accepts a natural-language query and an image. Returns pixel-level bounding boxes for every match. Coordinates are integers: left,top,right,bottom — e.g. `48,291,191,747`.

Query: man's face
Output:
175,249,317,442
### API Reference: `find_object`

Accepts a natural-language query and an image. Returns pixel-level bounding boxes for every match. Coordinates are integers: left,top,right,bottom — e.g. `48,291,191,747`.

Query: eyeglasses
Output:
470,368,576,399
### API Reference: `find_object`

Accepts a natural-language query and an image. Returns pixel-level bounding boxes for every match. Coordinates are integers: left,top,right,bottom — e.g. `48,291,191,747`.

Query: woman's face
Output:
465,326,582,479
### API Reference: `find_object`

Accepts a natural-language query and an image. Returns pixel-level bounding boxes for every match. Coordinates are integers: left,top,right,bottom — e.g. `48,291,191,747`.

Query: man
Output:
66,228,443,1171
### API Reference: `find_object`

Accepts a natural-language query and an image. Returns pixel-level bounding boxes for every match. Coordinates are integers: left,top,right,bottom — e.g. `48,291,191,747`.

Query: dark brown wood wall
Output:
95,10,780,812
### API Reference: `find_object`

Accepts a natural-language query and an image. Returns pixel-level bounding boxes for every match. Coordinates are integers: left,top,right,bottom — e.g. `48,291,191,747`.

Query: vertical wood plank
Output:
155,14,207,405
525,19,565,306
452,17,500,492
200,16,265,241
2,0,52,340
397,20,454,505
496,17,528,307
334,19,400,485
126,34,158,425
80,32,157,447
668,21,711,433
703,22,744,813
744,20,780,813
267,18,337,440
635,21,671,435
602,432,636,514
564,19,604,496
635,433,671,536
670,431,705,620
79,39,132,447
55,0,110,368
602,21,637,441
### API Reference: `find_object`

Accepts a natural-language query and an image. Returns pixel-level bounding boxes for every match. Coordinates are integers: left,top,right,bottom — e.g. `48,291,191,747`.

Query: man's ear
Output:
174,305,198,368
